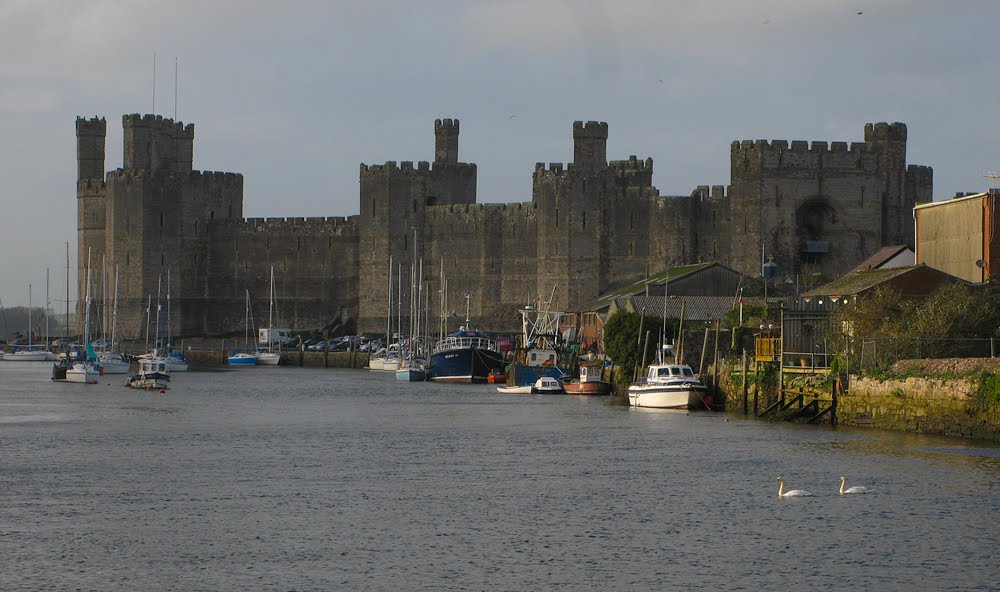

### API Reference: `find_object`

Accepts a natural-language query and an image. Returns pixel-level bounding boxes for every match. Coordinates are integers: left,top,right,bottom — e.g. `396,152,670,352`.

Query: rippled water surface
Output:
2,362,998,591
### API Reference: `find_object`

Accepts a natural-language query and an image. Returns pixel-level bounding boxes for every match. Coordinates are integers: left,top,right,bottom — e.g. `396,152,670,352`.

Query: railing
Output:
432,336,499,354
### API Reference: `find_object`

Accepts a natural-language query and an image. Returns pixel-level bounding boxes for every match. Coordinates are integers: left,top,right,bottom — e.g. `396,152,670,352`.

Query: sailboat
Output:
98,266,130,374
256,266,280,365
163,270,189,371
4,284,50,361
227,290,258,366
396,258,427,381
64,254,102,383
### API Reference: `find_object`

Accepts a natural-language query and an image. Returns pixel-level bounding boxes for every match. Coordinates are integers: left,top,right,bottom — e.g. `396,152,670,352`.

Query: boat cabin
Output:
647,364,697,382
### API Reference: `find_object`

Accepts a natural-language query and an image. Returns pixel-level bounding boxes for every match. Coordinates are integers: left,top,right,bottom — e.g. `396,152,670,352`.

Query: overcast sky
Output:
2,0,998,307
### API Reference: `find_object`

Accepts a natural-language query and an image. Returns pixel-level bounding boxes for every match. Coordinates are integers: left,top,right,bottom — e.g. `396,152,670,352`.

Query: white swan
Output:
776,477,813,498
839,476,873,495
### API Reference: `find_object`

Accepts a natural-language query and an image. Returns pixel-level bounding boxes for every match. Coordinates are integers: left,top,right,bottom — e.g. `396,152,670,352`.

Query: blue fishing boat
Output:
427,329,505,383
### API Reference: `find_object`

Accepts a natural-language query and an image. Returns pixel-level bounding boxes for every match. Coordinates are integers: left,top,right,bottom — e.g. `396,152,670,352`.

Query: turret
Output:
434,118,459,164
76,116,106,181
123,113,194,175
573,120,608,174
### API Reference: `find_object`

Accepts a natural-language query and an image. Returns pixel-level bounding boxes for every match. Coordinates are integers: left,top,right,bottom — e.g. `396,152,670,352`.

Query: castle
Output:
76,114,932,338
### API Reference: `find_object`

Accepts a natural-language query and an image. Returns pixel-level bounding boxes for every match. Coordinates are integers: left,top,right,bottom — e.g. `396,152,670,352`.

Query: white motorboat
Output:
531,376,565,394
128,357,170,390
627,363,709,410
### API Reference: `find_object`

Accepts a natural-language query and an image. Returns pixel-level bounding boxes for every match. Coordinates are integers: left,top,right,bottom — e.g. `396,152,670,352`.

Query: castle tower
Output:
123,114,194,175
864,122,911,246
572,121,608,174
76,116,106,181
76,117,108,334
434,118,459,164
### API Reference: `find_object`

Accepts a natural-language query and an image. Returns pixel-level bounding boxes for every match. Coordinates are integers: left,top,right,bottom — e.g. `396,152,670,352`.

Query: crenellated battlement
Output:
434,118,459,133
76,178,106,193
227,215,359,233
360,160,474,175
573,120,609,139
609,155,653,172
122,113,194,135
76,116,107,135
865,121,907,143
731,138,873,155
692,185,729,199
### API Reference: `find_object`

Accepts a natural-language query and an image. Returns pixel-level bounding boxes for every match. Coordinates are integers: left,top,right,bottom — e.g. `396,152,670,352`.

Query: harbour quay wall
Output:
180,348,371,369
842,373,1000,441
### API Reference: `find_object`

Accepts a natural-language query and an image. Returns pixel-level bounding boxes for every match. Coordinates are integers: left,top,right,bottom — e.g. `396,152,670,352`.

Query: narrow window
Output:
160,211,164,227
582,211,586,229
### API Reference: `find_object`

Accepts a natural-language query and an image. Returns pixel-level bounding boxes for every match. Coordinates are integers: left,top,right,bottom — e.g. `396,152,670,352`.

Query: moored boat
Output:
531,376,564,394
427,329,505,383
127,357,170,390
562,364,613,395
98,351,131,374
227,351,258,366
627,363,709,409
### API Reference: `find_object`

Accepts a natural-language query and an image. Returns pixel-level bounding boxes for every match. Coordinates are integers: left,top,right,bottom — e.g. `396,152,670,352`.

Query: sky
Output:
1,0,999,308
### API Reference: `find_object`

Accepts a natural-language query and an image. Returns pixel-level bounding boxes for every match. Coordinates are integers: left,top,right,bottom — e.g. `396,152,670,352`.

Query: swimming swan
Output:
776,477,813,497
839,476,873,495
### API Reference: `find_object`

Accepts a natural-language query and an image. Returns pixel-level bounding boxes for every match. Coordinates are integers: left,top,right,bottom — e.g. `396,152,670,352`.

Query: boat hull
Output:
395,368,426,381
3,350,51,361
496,385,532,394
627,385,708,409
65,362,101,384
256,352,280,365
99,354,131,374
428,347,505,383
128,373,170,390
563,380,613,396
228,353,258,366
509,364,565,386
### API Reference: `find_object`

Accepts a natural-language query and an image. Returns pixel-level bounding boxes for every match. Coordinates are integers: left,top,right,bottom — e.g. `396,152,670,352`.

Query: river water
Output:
1,362,997,591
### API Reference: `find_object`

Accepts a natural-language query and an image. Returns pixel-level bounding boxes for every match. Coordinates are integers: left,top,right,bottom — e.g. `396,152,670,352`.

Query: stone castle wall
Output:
77,114,934,339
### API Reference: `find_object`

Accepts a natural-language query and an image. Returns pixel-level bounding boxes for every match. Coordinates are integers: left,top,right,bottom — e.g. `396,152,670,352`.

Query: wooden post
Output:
698,324,710,375
221,339,227,364
299,341,304,367
712,319,721,405
831,377,839,427
323,331,329,368
779,302,785,404
741,349,748,415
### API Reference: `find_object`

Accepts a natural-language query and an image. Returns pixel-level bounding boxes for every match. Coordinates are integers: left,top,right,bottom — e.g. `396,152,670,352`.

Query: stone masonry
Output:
76,114,932,338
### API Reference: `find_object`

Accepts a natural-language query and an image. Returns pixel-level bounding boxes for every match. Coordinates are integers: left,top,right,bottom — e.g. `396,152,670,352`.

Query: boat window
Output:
658,368,670,377
682,367,694,377
670,367,681,376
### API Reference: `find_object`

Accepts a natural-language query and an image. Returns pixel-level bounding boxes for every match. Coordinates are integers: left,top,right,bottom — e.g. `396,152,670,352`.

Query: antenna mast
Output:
152,51,156,115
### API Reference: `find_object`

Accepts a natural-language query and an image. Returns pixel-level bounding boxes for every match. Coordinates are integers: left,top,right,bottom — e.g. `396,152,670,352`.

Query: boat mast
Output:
27,283,32,347
112,266,119,352
153,276,162,355
397,263,402,346
45,269,50,350
268,265,274,354
386,255,392,350
166,268,171,351
65,242,70,344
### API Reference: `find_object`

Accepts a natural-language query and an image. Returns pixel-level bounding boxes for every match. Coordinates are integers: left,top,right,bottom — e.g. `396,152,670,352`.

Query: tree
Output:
603,310,672,381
